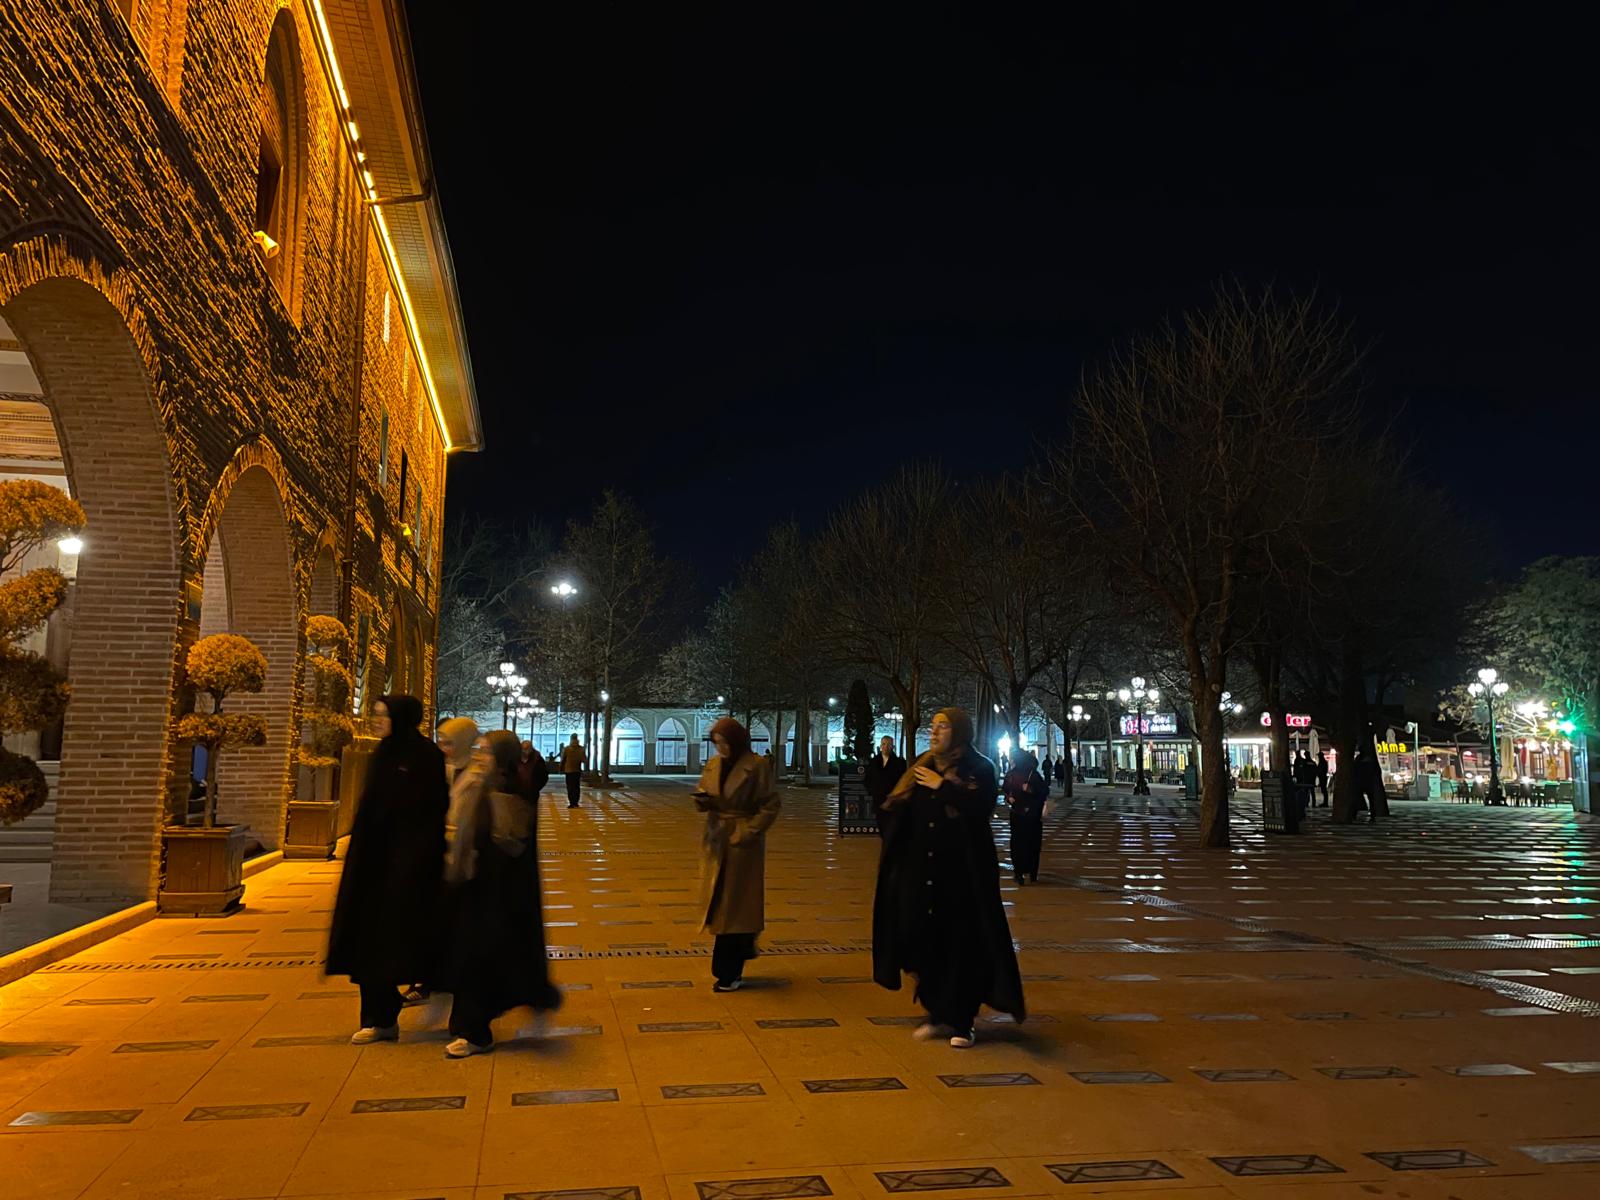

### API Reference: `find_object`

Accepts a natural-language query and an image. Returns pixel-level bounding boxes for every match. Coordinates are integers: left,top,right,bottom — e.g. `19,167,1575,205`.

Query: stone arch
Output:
254,7,309,319
749,720,771,757
0,274,181,903
611,716,645,770
308,535,338,618
655,716,688,770
194,454,298,850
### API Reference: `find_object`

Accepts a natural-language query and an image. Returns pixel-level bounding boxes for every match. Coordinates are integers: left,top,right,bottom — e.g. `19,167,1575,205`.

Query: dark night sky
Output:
406,2,1596,591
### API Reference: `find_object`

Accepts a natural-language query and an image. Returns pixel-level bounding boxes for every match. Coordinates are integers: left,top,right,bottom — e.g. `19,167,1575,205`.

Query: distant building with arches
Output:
0,3,480,902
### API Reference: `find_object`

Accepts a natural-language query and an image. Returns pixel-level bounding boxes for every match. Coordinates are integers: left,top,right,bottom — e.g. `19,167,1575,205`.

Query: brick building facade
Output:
0,1,481,902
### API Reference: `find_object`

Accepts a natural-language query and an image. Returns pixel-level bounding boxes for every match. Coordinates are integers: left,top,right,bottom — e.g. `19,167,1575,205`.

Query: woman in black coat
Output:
1004,750,1048,885
437,729,561,1057
872,707,1025,1049
325,694,448,1044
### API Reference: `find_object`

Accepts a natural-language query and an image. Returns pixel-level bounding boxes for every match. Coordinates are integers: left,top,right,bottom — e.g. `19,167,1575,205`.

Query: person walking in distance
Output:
1004,749,1048,885
864,735,907,834
692,717,781,992
873,707,1025,1048
436,730,562,1057
560,733,586,808
1315,751,1330,807
518,739,551,798
1039,753,1054,794
326,695,449,1045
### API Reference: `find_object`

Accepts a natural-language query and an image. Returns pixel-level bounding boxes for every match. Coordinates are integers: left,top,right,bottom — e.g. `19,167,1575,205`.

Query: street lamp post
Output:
549,581,577,738
1118,676,1159,796
1467,667,1510,806
1066,703,1089,797
486,661,528,732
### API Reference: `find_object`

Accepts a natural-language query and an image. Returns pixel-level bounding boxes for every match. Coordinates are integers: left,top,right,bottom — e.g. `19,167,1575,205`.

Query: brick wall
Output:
0,1,454,902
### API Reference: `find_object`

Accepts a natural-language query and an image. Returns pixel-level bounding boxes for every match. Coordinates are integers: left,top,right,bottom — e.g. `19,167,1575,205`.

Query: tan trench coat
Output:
694,752,781,935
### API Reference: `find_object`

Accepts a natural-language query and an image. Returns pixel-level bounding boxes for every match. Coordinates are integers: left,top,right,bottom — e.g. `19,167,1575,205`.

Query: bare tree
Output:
1047,286,1364,846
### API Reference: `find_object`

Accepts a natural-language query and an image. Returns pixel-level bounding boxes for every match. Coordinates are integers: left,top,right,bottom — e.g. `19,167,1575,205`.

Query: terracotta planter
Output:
158,824,247,915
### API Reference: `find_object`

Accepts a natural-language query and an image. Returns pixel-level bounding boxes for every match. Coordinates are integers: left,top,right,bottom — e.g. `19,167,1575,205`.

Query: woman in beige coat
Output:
693,717,781,991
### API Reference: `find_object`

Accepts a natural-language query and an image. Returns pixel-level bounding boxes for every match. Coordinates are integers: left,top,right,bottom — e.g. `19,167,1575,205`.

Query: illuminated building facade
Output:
0,1,481,902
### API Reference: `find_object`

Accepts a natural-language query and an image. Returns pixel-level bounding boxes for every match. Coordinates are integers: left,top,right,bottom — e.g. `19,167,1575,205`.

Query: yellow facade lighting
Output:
304,0,455,453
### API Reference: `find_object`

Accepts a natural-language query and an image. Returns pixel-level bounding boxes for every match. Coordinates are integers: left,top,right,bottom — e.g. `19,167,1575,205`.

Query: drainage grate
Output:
39,958,322,973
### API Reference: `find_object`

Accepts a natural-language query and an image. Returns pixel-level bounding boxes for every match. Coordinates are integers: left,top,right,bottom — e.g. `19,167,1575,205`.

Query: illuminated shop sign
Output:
1120,713,1178,736
1376,741,1410,754
1259,712,1312,728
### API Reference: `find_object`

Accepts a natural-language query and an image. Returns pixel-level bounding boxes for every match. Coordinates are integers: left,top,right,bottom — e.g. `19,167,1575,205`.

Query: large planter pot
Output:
283,799,338,860
158,824,247,916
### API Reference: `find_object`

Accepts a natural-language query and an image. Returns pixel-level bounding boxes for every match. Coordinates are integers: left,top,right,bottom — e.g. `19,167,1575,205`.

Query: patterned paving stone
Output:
0,1042,78,1058
1045,1160,1181,1184
186,1102,309,1120
1316,1066,1417,1080
114,1039,219,1053
1366,1149,1495,1171
9,1109,141,1126
801,1078,907,1094
1517,1143,1600,1163
512,1089,620,1106
638,1021,724,1033
1542,1061,1600,1073
63,996,152,1006
1194,1068,1294,1082
507,1189,643,1200
350,1095,466,1113
694,1176,831,1200
874,1167,1009,1192
755,1018,839,1029
661,1083,765,1099
1210,1154,1343,1177
937,1072,1041,1088
1069,1070,1170,1084
1438,1063,1535,1076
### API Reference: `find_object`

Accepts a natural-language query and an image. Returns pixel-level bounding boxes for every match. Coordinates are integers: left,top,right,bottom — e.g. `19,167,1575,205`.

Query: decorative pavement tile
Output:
0,1043,77,1058
151,953,221,960
1517,1143,1600,1164
507,1189,643,1200
1020,973,1068,981
512,1089,620,1106
183,994,268,1003
559,982,594,992
186,1102,309,1121
10,1109,141,1127
661,1083,765,1099
1542,1061,1600,1073
1482,968,1548,977
695,1175,831,1200
802,1077,907,1094
1069,1070,1170,1085
756,1018,839,1029
351,1096,467,1113
1483,1006,1558,1017
1046,1160,1181,1185
639,1021,723,1033
1396,1010,1452,1019
867,1016,926,1027
875,1166,1010,1192
1551,966,1600,975
1317,1066,1417,1080
114,1040,219,1053
817,976,874,984
1210,1155,1343,1177
1194,1068,1294,1083
1189,1013,1260,1021
1291,1011,1360,1021
64,996,153,1006
1094,973,1159,982
297,990,355,1000
938,1073,1040,1088
545,1025,605,1038
1438,1063,1535,1076
254,1035,352,1047
620,980,693,989
1087,1013,1160,1022
1367,1149,1495,1171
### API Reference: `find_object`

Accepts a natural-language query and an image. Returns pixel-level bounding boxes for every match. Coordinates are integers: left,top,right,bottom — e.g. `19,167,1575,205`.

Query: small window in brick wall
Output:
397,450,408,520
253,13,304,314
377,412,389,486
382,289,391,344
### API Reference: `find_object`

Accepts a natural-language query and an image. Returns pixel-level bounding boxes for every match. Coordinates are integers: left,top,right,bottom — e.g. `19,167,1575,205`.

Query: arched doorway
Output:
610,717,645,771
749,720,771,758
308,542,337,617
195,461,298,850
656,716,688,770
0,277,180,902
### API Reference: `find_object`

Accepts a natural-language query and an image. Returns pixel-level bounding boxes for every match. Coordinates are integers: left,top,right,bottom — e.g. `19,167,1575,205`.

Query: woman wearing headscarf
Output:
693,717,781,991
326,694,449,1045
1003,749,1048,885
436,729,561,1057
873,707,1025,1048
436,716,478,786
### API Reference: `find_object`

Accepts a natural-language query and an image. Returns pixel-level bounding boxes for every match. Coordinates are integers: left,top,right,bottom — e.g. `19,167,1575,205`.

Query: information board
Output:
1260,774,1298,834
838,768,877,835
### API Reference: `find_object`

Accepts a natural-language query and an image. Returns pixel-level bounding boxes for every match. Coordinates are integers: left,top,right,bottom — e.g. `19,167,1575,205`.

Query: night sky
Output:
407,2,1595,591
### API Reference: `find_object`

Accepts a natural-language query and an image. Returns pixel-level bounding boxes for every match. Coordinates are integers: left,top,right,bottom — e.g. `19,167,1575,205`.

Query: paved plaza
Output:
2,781,1599,1199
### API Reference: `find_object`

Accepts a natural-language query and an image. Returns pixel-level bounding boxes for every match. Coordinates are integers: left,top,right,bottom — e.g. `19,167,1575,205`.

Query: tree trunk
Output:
798,701,812,785
203,738,220,829
1063,718,1075,798
1332,638,1365,824
1196,702,1230,846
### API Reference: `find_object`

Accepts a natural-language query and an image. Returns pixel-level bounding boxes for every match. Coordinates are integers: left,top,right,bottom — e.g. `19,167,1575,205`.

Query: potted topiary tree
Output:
284,615,354,859
0,480,84,829
161,633,268,914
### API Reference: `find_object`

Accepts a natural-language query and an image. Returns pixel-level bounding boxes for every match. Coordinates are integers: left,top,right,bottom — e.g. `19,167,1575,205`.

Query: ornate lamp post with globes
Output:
1467,667,1510,806
1118,676,1159,796
486,661,528,732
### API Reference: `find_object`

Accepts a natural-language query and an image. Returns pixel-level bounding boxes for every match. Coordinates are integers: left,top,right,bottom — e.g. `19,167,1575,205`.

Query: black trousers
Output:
358,980,403,1030
448,987,493,1046
712,933,757,984
565,772,581,806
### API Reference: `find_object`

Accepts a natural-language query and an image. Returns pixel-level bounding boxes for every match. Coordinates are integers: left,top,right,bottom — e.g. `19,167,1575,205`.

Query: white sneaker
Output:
350,1024,398,1045
444,1036,493,1058
949,1028,977,1049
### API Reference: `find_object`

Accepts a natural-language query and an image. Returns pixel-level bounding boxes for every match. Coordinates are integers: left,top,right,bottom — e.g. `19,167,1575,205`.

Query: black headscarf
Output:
381,693,425,743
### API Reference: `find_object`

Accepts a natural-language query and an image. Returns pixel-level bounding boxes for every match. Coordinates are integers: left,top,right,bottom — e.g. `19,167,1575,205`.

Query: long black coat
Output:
872,747,1026,1020
436,781,562,1016
325,733,449,983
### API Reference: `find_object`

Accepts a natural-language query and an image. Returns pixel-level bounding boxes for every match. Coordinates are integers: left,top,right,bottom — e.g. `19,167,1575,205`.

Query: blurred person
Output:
560,733,587,808
873,707,1025,1048
864,734,907,834
692,717,781,991
1003,748,1048,884
326,695,448,1045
